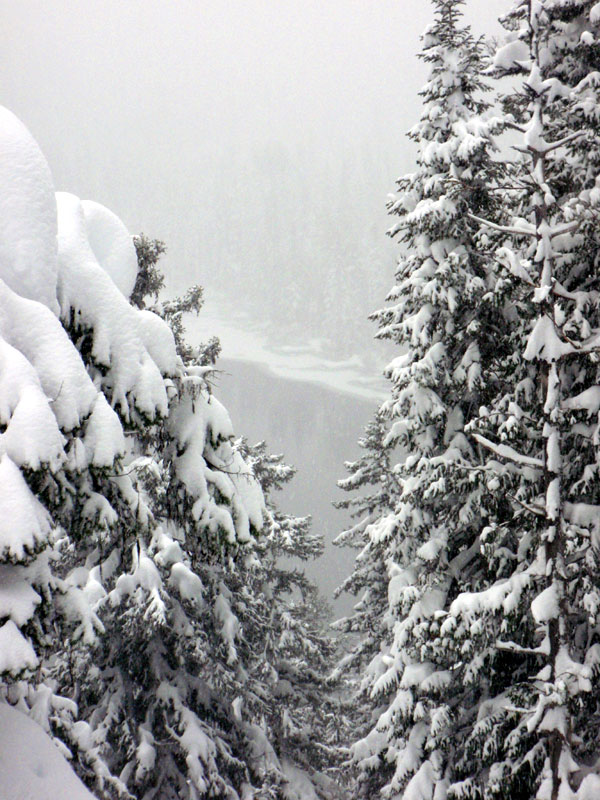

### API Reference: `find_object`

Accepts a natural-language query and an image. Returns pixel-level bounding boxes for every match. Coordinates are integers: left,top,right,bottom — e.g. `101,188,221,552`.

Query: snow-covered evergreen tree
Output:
46,185,263,798
0,102,336,800
51,196,329,799
0,107,131,790
229,439,342,799
333,412,397,663
334,2,504,797
434,3,600,798
330,411,399,775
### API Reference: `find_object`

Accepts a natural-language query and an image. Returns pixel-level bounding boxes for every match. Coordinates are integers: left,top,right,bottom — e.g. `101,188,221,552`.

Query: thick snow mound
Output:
0,278,125,468
0,619,38,674
0,278,98,432
493,39,530,70
281,759,319,800
168,391,266,544
0,565,40,626
0,335,65,470
56,191,177,418
0,106,59,314
0,703,97,800
82,199,138,299
0,454,52,561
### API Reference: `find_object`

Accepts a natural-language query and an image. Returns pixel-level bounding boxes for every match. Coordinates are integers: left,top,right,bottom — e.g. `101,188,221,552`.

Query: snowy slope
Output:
0,704,97,800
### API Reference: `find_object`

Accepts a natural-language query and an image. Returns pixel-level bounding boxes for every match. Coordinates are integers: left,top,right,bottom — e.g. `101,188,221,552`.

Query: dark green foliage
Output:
130,234,166,309
132,234,221,368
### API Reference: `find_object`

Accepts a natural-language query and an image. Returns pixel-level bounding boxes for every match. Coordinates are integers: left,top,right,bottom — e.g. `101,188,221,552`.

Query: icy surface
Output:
0,106,59,313
82,199,138,298
0,703,97,800
188,296,387,402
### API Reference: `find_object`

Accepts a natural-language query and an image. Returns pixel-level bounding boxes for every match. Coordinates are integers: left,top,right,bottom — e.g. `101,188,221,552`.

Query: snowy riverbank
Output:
186,297,388,403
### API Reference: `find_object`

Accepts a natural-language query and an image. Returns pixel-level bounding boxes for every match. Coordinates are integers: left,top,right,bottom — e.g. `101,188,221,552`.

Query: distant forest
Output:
58,134,402,363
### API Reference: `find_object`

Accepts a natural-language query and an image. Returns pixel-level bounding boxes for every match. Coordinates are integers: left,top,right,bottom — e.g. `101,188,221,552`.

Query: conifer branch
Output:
496,640,547,656
471,433,544,468
507,492,546,517
468,213,537,237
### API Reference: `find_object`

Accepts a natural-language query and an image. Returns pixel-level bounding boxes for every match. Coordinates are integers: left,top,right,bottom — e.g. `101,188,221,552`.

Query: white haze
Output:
2,0,509,363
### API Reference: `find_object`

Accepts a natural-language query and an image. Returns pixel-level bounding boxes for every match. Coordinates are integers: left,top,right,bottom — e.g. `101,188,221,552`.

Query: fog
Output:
3,0,511,605
3,0,509,362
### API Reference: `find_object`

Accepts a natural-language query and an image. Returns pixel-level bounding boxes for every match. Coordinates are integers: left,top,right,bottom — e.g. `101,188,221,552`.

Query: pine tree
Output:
0,108,134,793
334,2,503,797
51,212,338,799
0,103,335,799
330,411,399,783
45,188,272,798
230,439,342,799
333,411,398,664
435,3,600,798
51,206,276,798
130,234,166,309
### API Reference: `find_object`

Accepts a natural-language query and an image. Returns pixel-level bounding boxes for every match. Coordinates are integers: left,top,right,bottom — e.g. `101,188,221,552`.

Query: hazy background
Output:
2,0,509,363
2,0,510,610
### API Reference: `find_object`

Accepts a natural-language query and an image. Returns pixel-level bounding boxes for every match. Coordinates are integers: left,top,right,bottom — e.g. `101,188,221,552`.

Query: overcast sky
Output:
4,1,435,153
2,0,512,334
2,1,508,209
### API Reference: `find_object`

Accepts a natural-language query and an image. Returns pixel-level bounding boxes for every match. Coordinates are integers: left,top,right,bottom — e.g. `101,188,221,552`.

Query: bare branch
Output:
508,492,546,518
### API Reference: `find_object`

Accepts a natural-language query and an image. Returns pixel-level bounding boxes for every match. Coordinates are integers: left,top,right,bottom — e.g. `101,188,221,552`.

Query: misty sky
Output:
3,0,512,373
6,1,441,160
3,0,509,233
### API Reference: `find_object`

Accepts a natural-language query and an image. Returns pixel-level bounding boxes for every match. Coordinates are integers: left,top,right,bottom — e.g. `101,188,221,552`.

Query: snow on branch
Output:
468,213,536,238
532,130,584,156
471,433,544,468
